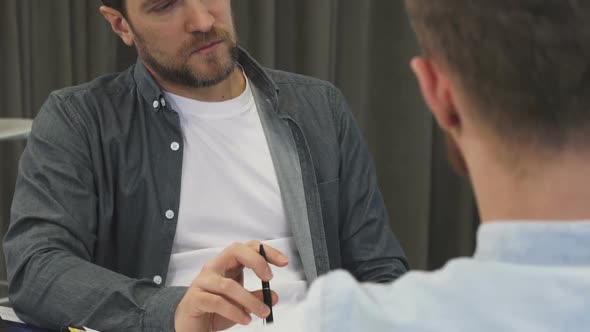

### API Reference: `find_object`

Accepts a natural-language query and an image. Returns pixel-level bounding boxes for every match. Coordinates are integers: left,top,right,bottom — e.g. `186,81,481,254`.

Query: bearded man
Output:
3,1,408,331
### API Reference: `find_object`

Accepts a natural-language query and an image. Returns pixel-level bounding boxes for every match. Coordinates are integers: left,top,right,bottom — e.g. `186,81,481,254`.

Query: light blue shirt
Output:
254,222,590,332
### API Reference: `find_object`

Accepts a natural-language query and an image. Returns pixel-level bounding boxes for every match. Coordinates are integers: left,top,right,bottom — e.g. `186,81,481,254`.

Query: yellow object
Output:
68,328,85,332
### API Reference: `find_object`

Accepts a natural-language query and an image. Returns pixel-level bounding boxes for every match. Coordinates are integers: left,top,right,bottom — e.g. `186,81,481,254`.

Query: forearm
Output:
6,244,187,332
347,257,408,283
330,86,409,282
340,187,409,282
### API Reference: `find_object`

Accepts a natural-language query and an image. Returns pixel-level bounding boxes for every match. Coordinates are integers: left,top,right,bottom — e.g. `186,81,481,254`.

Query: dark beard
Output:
140,44,240,88
134,26,240,89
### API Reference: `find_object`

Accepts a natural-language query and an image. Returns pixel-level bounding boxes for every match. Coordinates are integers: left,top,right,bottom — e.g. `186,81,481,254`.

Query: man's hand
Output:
174,241,289,332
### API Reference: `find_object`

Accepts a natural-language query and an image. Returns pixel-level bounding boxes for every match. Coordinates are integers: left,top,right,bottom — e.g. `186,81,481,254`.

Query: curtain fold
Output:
0,0,477,274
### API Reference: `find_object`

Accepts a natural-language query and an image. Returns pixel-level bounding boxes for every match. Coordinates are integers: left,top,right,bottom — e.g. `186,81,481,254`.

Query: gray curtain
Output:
0,0,478,279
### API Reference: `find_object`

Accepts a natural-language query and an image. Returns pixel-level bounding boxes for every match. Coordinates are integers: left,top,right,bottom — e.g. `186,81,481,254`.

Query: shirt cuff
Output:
142,286,188,332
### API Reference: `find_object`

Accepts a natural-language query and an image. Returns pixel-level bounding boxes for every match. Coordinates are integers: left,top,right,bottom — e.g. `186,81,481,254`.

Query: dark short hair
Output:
101,0,127,17
406,0,590,151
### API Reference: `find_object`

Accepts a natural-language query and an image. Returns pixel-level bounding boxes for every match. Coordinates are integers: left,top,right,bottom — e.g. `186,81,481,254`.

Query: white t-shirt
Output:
164,75,308,323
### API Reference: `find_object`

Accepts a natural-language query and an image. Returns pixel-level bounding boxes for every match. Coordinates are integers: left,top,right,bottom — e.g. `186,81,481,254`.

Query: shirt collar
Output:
474,221,590,266
132,47,280,113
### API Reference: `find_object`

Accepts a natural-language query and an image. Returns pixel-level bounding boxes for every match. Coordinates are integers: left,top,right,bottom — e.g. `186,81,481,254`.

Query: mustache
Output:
184,27,235,52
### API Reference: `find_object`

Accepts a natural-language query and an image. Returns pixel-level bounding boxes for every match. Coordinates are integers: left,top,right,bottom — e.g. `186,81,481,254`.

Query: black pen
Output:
259,244,274,324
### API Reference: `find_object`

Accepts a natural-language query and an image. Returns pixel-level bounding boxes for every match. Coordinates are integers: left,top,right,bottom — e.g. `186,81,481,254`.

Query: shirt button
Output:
160,98,167,107
165,210,175,220
170,142,180,151
153,275,162,285
153,100,160,109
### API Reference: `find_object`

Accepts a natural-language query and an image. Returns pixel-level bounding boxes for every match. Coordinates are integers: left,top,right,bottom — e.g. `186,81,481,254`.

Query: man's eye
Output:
154,0,176,11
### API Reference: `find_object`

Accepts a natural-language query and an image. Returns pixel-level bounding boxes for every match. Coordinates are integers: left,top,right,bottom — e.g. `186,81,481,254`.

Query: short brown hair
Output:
101,0,127,17
406,1,590,150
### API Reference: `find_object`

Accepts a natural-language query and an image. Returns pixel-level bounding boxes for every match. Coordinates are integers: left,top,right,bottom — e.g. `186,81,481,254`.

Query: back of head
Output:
405,0,590,153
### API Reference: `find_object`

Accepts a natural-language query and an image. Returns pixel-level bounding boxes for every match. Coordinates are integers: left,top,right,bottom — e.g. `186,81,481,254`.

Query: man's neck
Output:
470,148,590,223
147,65,246,103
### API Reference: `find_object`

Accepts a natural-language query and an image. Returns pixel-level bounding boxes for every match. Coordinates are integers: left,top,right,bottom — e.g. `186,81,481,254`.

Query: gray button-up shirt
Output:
4,49,408,332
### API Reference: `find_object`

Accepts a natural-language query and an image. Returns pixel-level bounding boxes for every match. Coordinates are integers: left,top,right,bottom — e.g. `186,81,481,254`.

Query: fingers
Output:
177,241,288,332
246,240,289,267
193,291,252,326
251,289,279,306
206,242,288,282
195,272,271,319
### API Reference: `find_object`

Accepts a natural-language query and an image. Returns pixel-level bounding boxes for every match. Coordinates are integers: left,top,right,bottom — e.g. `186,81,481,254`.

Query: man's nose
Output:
185,0,215,33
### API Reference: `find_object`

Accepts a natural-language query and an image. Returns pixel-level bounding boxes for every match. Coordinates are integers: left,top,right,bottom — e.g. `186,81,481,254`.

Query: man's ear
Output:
99,6,135,46
410,56,461,133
